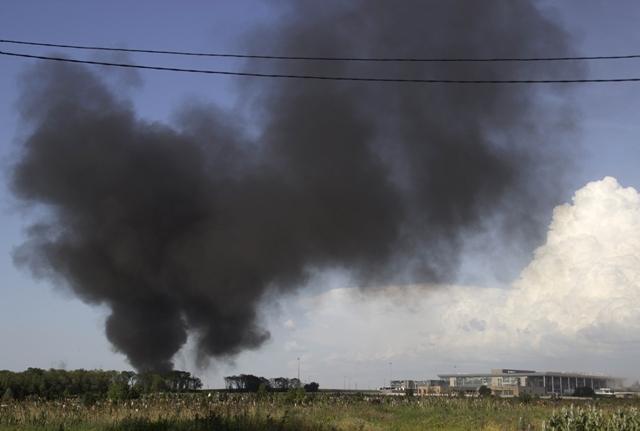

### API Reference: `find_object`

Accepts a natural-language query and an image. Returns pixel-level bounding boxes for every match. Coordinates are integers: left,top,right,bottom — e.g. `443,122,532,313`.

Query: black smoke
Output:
10,0,582,371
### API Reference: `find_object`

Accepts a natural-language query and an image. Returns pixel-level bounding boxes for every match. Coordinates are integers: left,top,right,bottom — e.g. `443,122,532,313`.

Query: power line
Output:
2,38,640,63
2,50,640,84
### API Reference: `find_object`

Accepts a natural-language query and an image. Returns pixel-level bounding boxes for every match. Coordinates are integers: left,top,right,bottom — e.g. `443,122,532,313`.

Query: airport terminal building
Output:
436,368,625,396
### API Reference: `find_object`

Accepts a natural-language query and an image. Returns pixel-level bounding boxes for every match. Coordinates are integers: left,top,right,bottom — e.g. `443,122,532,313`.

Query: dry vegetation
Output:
2,392,640,431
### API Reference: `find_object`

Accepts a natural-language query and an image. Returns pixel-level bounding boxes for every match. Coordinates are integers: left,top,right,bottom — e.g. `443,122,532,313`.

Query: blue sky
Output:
1,1,640,390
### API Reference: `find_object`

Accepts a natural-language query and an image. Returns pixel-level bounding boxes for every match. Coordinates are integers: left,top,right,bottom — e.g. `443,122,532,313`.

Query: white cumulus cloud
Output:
292,177,640,382
507,176,640,352
283,319,297,331
283,341,305,352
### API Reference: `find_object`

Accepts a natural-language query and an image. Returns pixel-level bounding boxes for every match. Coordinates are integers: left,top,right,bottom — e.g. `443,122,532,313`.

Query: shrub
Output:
478,386,492,397
82,392,97,407
2,387,14,401
519,392,533,404
295,386,307,404
573,386,595,397
284,387,296,404
256,383,269,400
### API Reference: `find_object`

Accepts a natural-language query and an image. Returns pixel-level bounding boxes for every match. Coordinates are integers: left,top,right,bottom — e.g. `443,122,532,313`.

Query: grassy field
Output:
2,392,640,430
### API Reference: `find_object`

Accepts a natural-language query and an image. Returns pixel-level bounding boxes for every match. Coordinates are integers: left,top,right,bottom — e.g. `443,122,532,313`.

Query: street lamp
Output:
454,366,457,387
389,362,392,388
297,358,300,382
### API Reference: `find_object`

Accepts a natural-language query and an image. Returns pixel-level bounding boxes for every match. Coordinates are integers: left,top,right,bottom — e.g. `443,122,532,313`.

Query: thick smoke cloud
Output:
10,1,582,371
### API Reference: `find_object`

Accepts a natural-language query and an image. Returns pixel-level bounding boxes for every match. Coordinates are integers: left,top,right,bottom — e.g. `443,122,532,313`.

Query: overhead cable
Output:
2,50,640,84
2,38,640,63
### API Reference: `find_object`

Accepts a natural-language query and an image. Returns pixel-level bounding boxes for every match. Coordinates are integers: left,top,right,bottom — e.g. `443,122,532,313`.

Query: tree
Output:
224,374,269,392
189,375,203,391
478,385,492,397
270,377,290,391
242,374,267,392
304,382,319,392
224,375,243,390
289,378,302,389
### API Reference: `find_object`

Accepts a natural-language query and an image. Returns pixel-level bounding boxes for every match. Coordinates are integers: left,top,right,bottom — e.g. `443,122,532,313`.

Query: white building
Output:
437,368,625,396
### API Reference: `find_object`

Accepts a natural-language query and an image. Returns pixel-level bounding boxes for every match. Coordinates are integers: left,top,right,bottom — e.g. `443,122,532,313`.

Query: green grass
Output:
2,393,640,431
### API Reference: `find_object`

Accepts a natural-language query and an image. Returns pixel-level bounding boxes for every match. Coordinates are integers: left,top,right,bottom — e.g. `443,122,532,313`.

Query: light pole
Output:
389,362,392,389
454,365,457,387
297,358,300,382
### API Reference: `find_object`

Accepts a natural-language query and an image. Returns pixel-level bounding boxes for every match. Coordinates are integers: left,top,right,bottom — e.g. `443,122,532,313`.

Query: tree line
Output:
224,374,319,393
0,368,202,401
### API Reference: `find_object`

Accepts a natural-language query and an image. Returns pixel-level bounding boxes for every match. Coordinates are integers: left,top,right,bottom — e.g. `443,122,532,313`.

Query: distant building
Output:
414,379,448,388
390,379,412,390
416,380,452,396
417,386,452,395
436,368,625,396
380,379,449,393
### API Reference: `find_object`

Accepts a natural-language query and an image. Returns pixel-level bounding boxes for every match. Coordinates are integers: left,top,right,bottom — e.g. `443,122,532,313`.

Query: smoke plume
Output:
10,0,582,371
